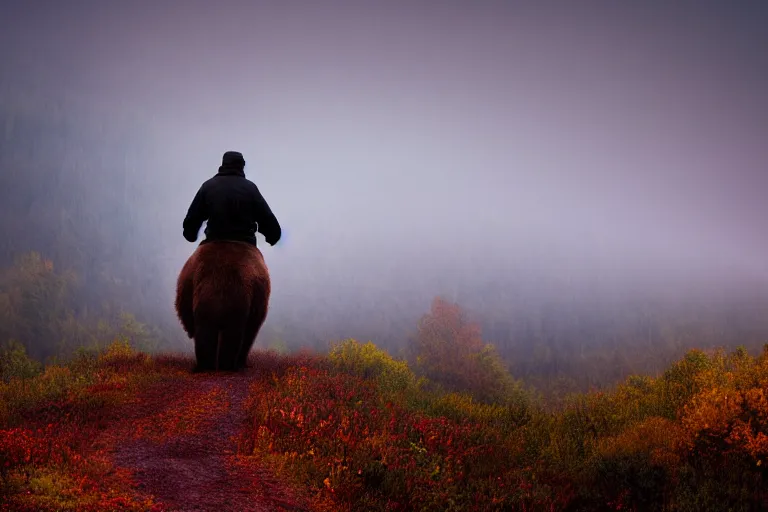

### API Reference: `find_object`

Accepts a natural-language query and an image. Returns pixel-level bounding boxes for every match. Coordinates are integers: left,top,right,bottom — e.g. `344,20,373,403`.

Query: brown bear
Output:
175,240,271,372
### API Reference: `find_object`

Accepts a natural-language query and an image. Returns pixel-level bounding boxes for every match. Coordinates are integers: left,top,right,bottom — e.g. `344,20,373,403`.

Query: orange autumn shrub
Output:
585,417,685,508
730,387,768,462
679,351,768,466
681,386,744,450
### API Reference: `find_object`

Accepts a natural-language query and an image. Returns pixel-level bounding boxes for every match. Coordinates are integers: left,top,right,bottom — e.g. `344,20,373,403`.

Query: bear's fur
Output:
175,240,271,372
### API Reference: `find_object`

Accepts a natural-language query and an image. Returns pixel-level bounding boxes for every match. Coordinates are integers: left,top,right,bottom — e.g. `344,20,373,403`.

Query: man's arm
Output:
251,185,281,246
182,186,208,242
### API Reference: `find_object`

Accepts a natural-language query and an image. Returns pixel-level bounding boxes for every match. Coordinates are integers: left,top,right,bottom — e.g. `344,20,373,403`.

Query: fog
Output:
1,1,767,369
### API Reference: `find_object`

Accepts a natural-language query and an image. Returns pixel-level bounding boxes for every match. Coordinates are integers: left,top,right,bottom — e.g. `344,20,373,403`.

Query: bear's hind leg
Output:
238,281,270,369
239,306,267,369
217,325,245,372
193,323,218,372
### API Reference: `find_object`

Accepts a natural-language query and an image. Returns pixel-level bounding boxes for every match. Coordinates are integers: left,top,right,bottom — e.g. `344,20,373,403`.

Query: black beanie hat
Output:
222,151,245,168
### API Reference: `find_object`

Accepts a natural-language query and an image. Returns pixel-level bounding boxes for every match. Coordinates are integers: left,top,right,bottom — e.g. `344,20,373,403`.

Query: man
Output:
182,150,281,247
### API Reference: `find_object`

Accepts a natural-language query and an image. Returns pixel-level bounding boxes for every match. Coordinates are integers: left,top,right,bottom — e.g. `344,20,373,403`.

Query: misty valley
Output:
3,1,768,510
3,88,768,511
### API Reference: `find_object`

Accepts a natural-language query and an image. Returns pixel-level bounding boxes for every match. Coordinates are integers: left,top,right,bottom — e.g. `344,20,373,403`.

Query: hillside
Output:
2,339,768,511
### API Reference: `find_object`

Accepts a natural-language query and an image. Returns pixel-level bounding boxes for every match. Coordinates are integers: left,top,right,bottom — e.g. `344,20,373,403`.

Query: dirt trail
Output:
101,369,308,512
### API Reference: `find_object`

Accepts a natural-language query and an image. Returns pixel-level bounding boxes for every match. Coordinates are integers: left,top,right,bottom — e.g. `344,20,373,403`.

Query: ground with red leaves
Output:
97,368,309,512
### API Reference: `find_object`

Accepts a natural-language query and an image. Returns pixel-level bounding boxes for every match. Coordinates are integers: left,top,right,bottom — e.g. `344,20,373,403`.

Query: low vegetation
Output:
3,312,768,509
240,338,768,511
0,341,169,511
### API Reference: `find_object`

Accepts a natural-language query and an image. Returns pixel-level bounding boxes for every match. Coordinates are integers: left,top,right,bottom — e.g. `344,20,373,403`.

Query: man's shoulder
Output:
242,178,261,192
201,174,242,188
200,175,219,188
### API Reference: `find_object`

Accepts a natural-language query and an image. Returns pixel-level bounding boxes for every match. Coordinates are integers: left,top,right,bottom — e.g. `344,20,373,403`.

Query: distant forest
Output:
0,87,178,360
3,87,768,399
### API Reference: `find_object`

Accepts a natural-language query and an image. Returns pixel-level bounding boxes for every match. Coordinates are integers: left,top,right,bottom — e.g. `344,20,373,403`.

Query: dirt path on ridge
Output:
98,369,309,512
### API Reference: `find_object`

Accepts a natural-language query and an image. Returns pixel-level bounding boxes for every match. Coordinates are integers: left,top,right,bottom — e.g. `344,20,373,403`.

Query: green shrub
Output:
660,349,714,412
328,338,417,395
423,390,530,433
0,339,42,382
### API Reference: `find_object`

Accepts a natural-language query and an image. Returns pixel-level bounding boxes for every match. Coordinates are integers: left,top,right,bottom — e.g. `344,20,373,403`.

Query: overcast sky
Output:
2,0,767,318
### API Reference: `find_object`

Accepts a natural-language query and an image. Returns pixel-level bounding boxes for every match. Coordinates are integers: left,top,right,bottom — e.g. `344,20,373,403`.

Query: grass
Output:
0,341,188,511
2,339,768,510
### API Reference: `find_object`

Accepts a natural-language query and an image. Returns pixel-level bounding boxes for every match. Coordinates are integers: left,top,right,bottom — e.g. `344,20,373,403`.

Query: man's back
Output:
182,151,281,247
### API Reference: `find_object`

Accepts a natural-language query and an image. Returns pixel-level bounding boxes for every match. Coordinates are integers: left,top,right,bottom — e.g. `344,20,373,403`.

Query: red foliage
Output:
241,365,564,511
0,421,161,511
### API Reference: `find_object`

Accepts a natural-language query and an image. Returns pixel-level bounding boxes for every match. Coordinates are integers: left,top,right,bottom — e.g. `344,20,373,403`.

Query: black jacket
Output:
182,165,281,247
